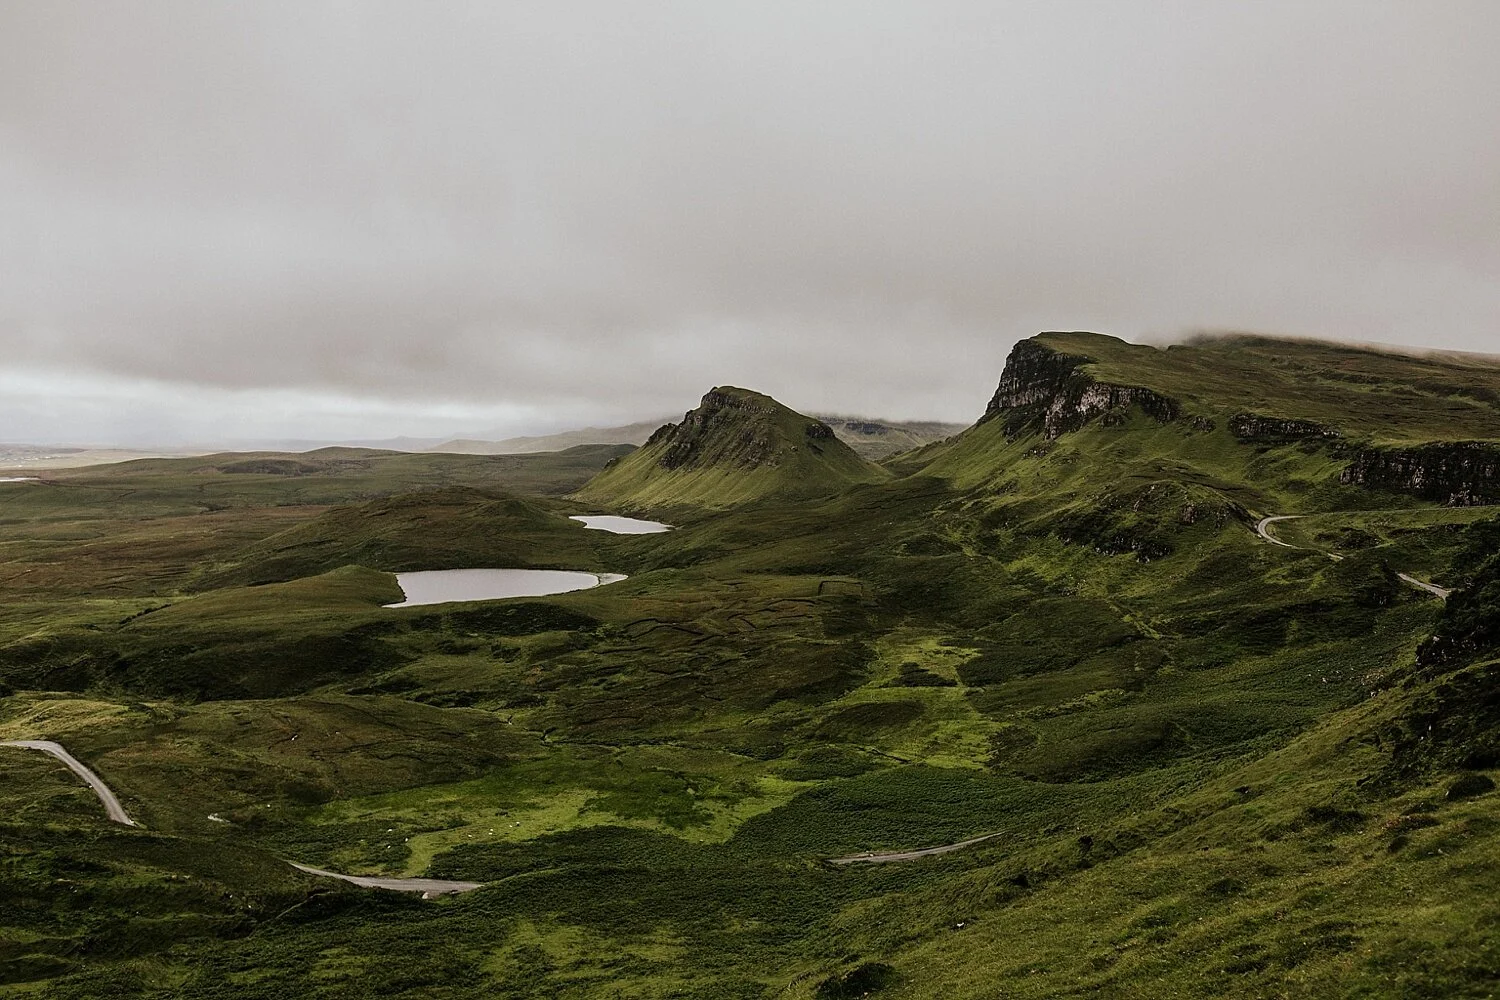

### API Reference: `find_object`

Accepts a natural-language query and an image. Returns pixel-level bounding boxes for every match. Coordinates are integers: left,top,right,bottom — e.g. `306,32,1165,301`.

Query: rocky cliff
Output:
1228,414,1342,443
1340,442,1500,506
980,338,1180,439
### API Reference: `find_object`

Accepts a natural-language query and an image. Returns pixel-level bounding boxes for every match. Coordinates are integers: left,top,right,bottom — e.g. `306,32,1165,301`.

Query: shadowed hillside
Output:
576,386,890,510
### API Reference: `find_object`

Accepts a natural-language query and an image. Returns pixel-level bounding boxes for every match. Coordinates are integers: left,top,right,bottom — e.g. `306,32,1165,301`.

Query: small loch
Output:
385,569,628,608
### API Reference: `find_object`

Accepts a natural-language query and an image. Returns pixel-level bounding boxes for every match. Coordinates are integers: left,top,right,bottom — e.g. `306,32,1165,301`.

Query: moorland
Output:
3,332,1500,998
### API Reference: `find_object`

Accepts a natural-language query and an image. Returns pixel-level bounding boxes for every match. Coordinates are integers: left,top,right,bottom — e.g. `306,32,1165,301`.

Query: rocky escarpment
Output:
980,338,1180,439
1340,442,1500,506
1228,414,1342,443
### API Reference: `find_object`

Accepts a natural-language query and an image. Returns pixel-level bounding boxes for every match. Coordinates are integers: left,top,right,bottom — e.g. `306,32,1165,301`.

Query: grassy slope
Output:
2,336,1500,996
576,387,890,511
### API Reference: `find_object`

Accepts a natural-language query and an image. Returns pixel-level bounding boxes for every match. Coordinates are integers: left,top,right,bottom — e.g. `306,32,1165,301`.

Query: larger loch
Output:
382,515,668,608
385,569,628,608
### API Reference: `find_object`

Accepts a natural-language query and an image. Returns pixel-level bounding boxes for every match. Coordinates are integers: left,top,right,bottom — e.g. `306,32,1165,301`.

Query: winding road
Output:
287,863,482,897
828,833,1000,865
0,740,483,896
1254,515,1309,552
1,740,137,826
1254,515,1452,599
1396,573,1453,600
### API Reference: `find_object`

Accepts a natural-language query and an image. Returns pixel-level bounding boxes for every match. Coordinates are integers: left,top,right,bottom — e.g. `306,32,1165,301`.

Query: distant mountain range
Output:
426,420,672,456
1,413,963,469
428,414,965,460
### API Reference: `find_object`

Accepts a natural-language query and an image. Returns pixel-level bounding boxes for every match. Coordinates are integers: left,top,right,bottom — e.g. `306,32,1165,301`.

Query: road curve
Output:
2,739,483,896
1254,515,1452,599
1254,515,1305,549
828,833,1000,865
1398,573,1453,600
287,862,483,897
1,740,137,826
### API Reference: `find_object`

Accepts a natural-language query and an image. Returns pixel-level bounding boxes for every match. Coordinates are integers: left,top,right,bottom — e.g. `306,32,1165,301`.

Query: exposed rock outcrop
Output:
650,389,823,471
981,338,1180,439
1340,442,1500,506
1228,414,1342,443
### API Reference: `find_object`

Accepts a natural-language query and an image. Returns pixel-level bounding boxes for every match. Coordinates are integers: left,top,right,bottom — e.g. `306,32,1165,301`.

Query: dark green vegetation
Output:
3,333,1500,998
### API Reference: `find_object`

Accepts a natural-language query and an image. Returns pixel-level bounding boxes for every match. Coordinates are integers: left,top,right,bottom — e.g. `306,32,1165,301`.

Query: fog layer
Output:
3,2,1497,444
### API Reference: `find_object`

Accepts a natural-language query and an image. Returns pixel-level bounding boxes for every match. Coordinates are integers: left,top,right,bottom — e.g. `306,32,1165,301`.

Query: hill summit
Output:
576,386,889,509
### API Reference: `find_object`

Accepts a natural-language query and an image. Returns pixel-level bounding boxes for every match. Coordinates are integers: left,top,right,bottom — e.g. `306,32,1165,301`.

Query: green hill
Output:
576,386,890,510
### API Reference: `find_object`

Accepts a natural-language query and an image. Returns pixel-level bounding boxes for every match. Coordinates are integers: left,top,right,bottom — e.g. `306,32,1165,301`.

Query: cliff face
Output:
981,339,1180,439
1228,414,1342,443
1340,442,1500,506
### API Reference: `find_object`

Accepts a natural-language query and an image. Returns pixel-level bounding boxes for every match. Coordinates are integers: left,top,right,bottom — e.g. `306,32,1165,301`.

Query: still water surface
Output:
570,515,671,534
385,569,627,608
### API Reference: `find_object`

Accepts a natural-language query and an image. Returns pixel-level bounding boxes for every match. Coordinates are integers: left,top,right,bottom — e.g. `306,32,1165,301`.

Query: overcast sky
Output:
3,1,1498,446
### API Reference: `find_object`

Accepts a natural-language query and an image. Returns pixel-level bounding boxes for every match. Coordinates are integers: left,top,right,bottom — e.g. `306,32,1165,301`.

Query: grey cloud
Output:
2,1,1498,444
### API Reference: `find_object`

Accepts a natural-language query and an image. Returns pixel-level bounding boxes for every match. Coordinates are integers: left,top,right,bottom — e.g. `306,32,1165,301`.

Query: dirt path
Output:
1397,573,1453,600
2,740,483,896
1254,515,1306,550
827,833,1000,865
1,740,137,826
287,862,483,897
1254,515,1450,599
